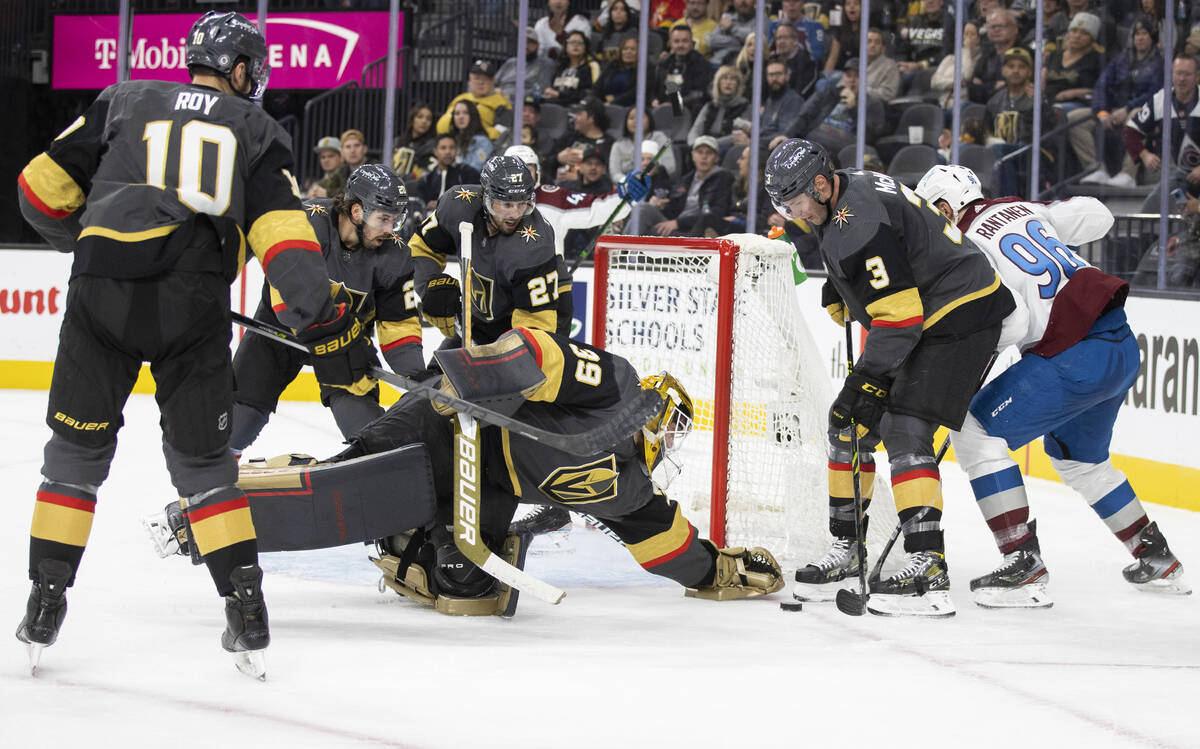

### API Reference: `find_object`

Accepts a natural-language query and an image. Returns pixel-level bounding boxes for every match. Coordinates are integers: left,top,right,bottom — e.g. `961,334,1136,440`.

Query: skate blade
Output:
231,649,267,681
867,590,956,618
790,581,840,603
527,529,574,556
141,511,179,558
26,643,45,675
1130,572,1192,596
972,582,1054,609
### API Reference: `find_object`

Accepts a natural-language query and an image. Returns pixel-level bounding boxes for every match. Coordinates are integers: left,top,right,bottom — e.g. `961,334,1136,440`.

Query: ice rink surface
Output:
0,389,1196,749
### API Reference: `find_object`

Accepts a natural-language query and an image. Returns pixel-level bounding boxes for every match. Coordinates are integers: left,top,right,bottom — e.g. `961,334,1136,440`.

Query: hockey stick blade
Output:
835,587,868,616
231,311,660,455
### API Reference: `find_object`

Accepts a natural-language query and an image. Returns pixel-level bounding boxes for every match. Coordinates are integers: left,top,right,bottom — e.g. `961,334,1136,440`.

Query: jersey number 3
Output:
143,120,236,215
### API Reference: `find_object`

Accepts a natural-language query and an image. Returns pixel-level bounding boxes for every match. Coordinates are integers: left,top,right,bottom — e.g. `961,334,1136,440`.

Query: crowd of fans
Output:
294,0,1200,287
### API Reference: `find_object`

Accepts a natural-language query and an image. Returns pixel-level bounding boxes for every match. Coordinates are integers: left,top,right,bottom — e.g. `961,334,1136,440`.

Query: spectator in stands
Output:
593,0,639,62
447,100,496,172
970,9,1026,104
415,134,482,209
692,141,772,236
1132,194,1200,288
544,30,602,107
497,29,556,106
734,31,759,81
864,28,901,102
771,23,819,98
307,136,347,199
557,145,614,195
635,135,733,236
436,59,512,137
770,0,829,69
654,23,714,115
1125,54,1200,212
1021,0,1070,46
931,22,982,110
706,0,757,66
687,65,750,150
681,0,718,59
392,103,436,181
985,47,1053,197
1062,0,1117,52
637,138,675,197
897,0,952,75
1045,12,1104,175
534,0,593,61
733,57,804,150
773,56,887,154
549,96,614,182
341,128,368,171
825,0,862,74
597,37,640,106
1083,16,1164,188
610,108,677,178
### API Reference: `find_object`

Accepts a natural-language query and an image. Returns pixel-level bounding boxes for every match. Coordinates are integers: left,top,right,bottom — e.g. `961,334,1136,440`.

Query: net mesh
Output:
598,234,897,566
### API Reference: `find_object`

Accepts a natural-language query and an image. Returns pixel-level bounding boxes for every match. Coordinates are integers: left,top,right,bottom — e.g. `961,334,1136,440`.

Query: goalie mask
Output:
914,165,984,222
186,11,271,101
480,155,537,232
639,372,694,492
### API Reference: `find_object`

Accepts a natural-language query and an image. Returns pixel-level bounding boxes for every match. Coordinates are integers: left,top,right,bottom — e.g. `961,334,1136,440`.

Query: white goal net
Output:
592,233,897,566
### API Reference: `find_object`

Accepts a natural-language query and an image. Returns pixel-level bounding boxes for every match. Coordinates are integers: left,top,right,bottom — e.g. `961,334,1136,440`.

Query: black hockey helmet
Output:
186,11,270,100
345,164,409,232
765,138,833,209
480,155,537,218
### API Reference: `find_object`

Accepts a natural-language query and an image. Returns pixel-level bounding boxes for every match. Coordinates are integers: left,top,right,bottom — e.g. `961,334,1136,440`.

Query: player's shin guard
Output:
954,416,1035,553
890,460,944,553
827,446,876,539
1050,458,1148,554
184,486,258,596
28,481,97,586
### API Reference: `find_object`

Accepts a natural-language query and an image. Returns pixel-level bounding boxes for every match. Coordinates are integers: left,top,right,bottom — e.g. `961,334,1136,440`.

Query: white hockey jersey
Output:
534,184,630,256
956,196,1115,351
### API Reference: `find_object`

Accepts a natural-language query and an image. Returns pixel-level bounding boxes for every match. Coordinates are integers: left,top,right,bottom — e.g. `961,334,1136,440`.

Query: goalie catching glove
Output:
296,286,376,395
686,543,785,601
420,273,461,337
829,370,890,437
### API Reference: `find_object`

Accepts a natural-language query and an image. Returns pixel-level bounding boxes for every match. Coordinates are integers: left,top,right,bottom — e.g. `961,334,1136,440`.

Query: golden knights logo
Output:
329,281,372,318
305,203,328,216
538,454,619,504
469,267,494,320
454,188,479,203
517,224,540,243
833,205,853,228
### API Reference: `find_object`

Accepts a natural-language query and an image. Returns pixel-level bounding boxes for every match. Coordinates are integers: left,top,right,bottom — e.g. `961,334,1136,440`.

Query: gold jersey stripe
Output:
246,209,321,267
627,503,692,567
500,429,522,498
408,233,447,268
891,476,944,512
924,273,1003,330
522,328,566,402
512,308,557,333
79,223,179,242
30,499,95,548
865,287,924,326
378,318,422,348
190,506,257,556
20,153,86,215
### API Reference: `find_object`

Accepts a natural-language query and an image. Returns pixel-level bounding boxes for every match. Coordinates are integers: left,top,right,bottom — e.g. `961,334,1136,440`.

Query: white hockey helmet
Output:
915,165,984,219
504,144,541,188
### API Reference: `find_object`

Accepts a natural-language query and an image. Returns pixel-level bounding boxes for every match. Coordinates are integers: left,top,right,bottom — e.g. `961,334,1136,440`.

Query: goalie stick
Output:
834,352,999,617
230,311,663,457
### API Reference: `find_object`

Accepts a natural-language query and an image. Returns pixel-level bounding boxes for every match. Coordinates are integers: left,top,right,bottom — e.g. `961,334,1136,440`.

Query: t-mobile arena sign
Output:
53,12,404,90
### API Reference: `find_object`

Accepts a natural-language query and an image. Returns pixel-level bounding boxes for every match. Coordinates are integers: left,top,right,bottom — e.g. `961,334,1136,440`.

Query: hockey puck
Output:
779,601,804,612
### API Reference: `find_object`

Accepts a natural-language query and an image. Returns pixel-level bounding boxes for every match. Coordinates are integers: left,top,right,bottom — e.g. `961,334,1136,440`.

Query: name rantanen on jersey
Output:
974,203,1035,240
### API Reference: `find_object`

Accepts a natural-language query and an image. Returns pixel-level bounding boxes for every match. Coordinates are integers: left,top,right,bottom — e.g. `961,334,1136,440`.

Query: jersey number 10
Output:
143,120,236,215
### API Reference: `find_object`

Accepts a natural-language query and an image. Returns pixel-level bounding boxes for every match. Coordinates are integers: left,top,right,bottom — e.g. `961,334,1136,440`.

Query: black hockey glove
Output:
829,371,891,437
297,300,376,396
420,274,462,338
821,280,850,326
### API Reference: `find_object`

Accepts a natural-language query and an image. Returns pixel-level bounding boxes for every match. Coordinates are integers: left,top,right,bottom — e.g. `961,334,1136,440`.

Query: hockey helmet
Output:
915,165,984,219
480,155,537,222
503,145,542,188
639,372,694,492
345,164,410,232
186,11,270,100
764,138,833,218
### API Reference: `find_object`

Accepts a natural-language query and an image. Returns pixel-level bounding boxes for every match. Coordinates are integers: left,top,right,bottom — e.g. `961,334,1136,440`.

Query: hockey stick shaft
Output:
846,322,869,613
568,141,672,274
231,311,662,456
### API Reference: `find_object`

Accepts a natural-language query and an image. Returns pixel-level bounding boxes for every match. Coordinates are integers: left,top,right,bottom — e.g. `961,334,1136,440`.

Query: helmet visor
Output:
246,57,271,101
362,204,407,233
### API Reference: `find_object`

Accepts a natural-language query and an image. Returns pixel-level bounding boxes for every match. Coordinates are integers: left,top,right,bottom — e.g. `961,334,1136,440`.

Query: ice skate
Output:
792,536,864,602
222,564,270,680
1123,522,1190,595
970,526,1053,609
510,504,573,554
15,559,72,675
867,550,955,617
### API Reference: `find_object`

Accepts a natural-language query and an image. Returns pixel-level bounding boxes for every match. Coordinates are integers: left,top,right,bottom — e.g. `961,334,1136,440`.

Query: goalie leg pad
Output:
237,445,436,552
686,544,785,601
